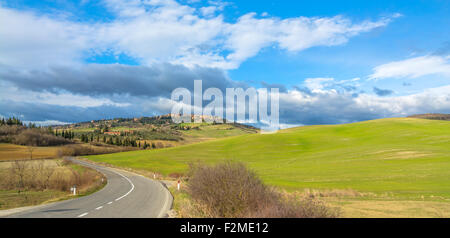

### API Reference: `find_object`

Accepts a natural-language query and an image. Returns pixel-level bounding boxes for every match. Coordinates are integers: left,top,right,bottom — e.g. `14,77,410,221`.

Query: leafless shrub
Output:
14,129,71,146
168,172,184,179
42,164,56,189
248,193,340,218
1,159,103,194
186,161,339,218
0,125,24,143
187,161,277,217
10,161,28,192
60,157,72,166
27,160,43,190
49,171,72,191
156,142,164,148
0,170,17,190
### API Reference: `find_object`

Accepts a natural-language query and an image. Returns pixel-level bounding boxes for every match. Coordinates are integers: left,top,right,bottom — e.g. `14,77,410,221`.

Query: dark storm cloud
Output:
0,99,172,123
0,100,132,122
373,87,394,96
0,63,246,98
2,61,449,126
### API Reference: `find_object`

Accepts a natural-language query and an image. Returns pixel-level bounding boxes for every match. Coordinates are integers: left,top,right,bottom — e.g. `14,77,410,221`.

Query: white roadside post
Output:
177,180,180,191
72,185,76,195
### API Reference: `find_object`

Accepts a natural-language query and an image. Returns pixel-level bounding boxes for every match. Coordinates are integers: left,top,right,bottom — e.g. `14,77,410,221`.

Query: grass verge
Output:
0,158,106,210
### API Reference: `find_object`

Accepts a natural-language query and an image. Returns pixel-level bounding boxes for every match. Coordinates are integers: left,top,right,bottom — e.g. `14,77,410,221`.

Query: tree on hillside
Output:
48,126,54,135
27,145,35,160
107,137,113,145
6,117,23,126
26,136,38,160
11,161,28,193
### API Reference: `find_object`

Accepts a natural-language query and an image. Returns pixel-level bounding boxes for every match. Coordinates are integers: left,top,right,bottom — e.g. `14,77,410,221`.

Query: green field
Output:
87,118,450,200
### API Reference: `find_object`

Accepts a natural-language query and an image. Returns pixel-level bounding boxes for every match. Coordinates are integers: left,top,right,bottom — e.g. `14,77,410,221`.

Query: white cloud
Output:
222,14,395,68
279,84,450,125
304,77,335,91
199,6,218,17
354,85,450,115
369,55,450,80
0,1,398,70
0,7,96,69
23,120,71,126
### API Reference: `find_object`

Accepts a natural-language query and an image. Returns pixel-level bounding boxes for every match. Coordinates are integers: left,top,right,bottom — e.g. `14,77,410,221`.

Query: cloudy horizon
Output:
1,0,449,127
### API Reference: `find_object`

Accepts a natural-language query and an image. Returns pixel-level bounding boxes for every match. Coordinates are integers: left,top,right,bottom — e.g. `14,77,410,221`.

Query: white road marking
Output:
67,158,139,218
113,171,135,201
69,158,174,219
78,212,88,218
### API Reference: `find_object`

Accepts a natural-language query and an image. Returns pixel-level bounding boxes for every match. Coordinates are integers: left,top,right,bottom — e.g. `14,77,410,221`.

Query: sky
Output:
0,0,449,127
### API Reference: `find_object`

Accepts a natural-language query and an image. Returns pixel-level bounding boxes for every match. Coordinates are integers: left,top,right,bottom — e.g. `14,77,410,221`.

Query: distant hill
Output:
55,114,259,148
408,113,450,121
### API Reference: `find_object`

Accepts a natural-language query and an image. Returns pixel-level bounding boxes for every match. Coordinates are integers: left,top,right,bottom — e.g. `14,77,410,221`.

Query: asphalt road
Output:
5,158,172,218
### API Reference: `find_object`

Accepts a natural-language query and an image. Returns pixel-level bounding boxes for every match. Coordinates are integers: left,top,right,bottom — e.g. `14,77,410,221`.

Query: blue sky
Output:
0,0,449,126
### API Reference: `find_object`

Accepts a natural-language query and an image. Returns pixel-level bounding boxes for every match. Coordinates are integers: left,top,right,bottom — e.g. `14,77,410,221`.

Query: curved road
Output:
5,158,172,218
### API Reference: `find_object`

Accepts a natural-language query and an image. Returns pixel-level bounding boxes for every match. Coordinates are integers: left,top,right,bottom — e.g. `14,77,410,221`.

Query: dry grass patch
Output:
0,143,60,161
0,158,105,210
327,199,450,218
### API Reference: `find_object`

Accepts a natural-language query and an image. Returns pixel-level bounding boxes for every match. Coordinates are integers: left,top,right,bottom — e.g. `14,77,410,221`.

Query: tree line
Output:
0,117,23,126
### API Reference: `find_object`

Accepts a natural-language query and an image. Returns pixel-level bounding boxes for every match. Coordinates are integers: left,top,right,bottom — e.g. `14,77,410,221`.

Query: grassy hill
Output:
58,115,258,148
87,118,450,200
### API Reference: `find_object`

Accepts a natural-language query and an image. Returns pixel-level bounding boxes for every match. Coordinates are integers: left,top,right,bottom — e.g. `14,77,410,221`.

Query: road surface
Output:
4,158,172,218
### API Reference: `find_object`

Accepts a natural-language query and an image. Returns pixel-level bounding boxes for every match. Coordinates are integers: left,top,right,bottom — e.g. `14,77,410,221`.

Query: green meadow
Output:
87,118,450,200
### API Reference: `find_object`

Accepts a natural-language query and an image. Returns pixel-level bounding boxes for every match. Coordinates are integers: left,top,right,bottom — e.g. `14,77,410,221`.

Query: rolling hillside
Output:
57,115,259,148
87,118,450,200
